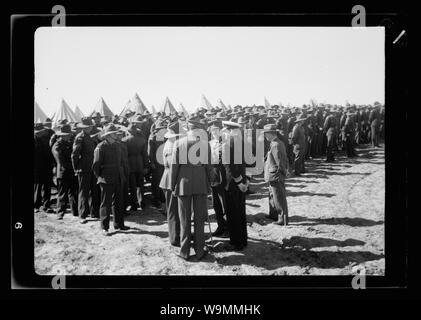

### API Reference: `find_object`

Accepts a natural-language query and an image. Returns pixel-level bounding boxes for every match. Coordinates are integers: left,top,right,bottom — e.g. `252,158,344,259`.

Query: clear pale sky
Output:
35,27,384,117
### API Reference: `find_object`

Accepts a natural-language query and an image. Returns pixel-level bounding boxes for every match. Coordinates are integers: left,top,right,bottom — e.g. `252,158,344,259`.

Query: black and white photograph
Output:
32,26,388,277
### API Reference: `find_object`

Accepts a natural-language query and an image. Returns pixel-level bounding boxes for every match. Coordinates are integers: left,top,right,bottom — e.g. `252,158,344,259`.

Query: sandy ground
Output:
35,145,385,276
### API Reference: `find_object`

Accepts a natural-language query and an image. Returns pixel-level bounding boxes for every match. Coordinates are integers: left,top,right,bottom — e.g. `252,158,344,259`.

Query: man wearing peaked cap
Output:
160,121,186,247
51,124,79,219
92,124,129,235
72,116,100,223
263,124,289,225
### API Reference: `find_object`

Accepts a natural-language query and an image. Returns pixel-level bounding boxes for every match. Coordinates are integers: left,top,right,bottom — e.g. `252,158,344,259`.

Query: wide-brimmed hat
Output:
205,109,216,117
222,120,241,129
208,119,223,129
267,111,278,118
262,123,278,133
92,112,103,119
295,114,307,123
164,121,185,138
130,115,144,123
34,123,47,133
55,124,72,136
101,123,120,137
237,116,248,124
215,112,227,120
77,117,94,128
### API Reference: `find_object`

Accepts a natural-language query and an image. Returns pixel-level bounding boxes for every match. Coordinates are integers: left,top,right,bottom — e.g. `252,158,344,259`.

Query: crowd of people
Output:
34,102,385,261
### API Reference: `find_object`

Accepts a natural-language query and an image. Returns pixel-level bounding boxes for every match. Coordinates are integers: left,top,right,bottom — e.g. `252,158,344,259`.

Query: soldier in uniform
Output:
92,124,129,235
71,117,100,223
342,113,357,158
51,124,78,219
160,121,185,247
369,105,381,147
169,118,213,260
263,124,289,225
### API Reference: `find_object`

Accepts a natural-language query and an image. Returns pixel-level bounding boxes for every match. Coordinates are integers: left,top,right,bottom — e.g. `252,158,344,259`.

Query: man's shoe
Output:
220,231,230,238
128,206,138,212
115,225,130,231
80,219,88,224
57,215,63,220
140,201,147,209
212,228,224,237
176,254,189,261
101,229,110,236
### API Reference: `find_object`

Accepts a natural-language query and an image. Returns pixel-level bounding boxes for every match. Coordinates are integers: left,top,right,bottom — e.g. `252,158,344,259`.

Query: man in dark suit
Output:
71,117,100,223
92,124,129,235
169,118,213,260
263,124,289,225
122,117,150,211
34,123,55,213
209,119,228,237
323,110,337,162
291,114,307,175
51,124,78,219
221,121,249,251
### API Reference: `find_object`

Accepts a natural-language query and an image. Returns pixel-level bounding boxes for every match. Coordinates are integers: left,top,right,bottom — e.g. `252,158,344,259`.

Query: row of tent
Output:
34,93,280,124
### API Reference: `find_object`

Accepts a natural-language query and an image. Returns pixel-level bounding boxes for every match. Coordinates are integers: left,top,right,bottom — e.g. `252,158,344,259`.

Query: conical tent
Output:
34,102,48,123
161,97,177,115
199,94,213,110
127,93,149,115
218,99,227,111
73,105,84,121
52,99,78,123
178,103,189,115
119,100,132,117
227,104,232,110
150,105,157,115
91,97,114,118
264,97,272,108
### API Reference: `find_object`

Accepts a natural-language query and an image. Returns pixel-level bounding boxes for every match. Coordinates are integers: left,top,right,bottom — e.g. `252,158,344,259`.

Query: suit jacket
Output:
223,135,247,191
122,131,149,173
51,138,74,179
92,140,125,185
291,124,306,147
264,137,288,183
159,139,177,190
169,132,213,196
71,131,96,174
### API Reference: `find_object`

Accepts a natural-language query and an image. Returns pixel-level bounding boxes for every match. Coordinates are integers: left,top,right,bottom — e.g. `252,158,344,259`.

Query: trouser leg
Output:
165,190,180,245
192,194,207,258
226,189,247,248
34,182,43,209
270,180,288,224
56,178,68,217
211,185,227,231
90,173,100,217
78,173,90,219
112,183,124,228
42,173,52,209
128,172,138,209
99,183,113,231
69,175,79,216
178,195,192,259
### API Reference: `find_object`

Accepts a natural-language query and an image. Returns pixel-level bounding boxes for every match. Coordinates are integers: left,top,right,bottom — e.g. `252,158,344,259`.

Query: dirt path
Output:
35,145,385,275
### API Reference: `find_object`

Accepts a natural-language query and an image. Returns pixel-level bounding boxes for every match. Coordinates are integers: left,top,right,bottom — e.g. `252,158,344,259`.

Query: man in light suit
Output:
263,124,289,225
160,120,185,247
169,118,213,260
